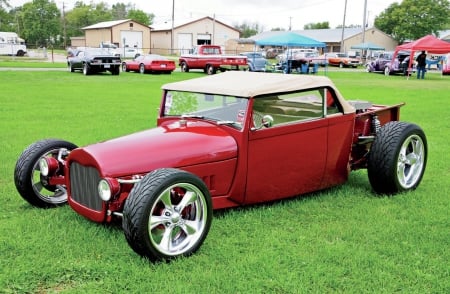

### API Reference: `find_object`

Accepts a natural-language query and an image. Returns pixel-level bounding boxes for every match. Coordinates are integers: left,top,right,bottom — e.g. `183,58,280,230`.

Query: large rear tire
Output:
368,122,427,194
206,64,216,75
14,139,78,208
123,168,212,261
83,63,90,75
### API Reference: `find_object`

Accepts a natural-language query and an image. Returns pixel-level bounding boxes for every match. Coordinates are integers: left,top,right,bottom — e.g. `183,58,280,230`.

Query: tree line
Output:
1,0,449,48
0,0,154,47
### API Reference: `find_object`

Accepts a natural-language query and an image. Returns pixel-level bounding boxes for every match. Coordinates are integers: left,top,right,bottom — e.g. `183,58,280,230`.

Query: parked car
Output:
67,48,121,75
366,51,413,76
117,47,142,59
14,72,427,262
326,52,361,68
239,52,267,71
383,51,414,76
276,48,318,63
441,53,450,75
122,54,176,74
263,47,284,58
365,51,395,72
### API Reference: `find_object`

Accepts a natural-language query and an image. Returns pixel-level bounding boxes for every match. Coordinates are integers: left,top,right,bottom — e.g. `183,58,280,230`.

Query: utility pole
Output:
340,0,348,52
62,2,67,48
171,0,174,55
361,0,368,60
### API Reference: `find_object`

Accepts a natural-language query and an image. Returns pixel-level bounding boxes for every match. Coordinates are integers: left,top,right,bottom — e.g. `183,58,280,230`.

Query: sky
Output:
7,0,399,31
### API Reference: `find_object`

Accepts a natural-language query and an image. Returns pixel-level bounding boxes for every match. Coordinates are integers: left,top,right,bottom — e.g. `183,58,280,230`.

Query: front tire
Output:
14,139,78,208
122,63,128,72
123,168,212,261
384,66,390,76
68,63,75,72
368,122,427,194
139,64,145,74
180,62,189,72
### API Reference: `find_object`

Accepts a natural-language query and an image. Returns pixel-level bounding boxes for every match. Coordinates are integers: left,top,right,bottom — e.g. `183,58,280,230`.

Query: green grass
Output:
0,69,449,293
0,60,66,68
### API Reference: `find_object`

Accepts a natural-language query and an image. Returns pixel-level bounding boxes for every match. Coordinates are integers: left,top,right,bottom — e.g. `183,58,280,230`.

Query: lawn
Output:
0,68,449,293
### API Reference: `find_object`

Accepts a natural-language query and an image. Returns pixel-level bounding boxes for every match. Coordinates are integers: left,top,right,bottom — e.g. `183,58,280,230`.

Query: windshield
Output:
164,91,249,130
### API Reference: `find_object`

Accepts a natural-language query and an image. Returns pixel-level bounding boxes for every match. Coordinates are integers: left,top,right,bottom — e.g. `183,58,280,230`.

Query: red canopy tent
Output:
393,35,450,71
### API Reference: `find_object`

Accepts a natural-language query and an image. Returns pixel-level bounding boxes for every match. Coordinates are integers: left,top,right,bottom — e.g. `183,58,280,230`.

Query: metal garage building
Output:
71,19,151,53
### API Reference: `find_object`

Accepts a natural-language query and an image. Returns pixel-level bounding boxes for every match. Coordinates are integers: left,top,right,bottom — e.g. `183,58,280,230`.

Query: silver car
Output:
240,52,268,71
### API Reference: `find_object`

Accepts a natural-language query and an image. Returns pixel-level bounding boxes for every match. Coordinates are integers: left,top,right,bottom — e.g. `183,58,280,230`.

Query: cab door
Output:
245,119,327,204
244,90,330,204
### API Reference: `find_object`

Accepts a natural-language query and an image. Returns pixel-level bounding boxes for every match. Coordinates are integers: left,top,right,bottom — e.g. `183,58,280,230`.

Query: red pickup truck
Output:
179,45,248,74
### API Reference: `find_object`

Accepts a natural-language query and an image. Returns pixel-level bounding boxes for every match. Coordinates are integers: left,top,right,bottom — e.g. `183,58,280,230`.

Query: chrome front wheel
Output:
123,168,212,261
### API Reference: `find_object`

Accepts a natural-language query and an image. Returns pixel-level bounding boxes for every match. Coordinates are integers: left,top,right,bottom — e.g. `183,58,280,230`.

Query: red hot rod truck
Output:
14,72,427,262
178,45,248,74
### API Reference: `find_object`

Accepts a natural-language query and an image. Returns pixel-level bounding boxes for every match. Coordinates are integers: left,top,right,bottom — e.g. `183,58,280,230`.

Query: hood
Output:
69,120,238,177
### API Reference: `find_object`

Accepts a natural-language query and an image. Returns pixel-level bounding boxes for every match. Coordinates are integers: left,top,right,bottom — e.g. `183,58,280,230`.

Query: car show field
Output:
0,68,448,292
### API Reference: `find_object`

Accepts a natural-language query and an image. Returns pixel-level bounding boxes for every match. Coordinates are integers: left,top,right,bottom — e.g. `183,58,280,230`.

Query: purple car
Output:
366,51,413,76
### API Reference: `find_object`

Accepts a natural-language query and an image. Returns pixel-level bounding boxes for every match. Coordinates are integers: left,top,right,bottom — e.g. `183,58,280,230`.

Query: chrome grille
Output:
70,162,103,211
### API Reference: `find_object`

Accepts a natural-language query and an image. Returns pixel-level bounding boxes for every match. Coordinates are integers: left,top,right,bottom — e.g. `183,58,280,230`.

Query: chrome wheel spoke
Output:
160,226,174,251
183,219,199,236
150,215,168,230
176,191,197,212
32,181,44,193
159,189,173,209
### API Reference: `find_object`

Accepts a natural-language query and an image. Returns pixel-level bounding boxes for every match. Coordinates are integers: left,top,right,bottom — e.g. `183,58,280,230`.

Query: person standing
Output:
416,51,427,79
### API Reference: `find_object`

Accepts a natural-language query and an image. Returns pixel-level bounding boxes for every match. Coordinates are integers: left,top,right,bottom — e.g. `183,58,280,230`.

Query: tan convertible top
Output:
162,71,355,114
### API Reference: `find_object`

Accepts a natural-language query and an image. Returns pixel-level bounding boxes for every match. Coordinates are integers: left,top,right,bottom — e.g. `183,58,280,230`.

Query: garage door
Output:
178,33,192,55
120,31,143,49
197,34,211,45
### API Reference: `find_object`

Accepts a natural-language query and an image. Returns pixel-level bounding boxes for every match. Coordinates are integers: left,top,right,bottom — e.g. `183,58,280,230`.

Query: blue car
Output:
240,52,267,72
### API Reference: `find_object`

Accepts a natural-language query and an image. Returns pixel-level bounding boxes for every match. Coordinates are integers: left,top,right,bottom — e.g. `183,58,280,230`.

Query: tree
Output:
374,0,450,42
304,21,330,30
127,9,153,26
234,21,262,38
65,1,113,39
20,0,61,47
0,0,13,31
112,3,127,19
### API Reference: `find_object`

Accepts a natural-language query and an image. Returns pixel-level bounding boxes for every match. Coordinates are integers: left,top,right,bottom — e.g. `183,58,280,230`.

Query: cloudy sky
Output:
8,0,399,30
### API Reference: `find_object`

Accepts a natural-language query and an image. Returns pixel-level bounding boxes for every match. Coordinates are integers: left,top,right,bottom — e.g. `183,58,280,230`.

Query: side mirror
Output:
252,113,274,130
262,115,274,128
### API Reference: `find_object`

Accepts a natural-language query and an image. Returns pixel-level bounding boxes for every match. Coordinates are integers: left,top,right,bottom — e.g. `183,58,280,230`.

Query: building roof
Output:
252,28,364,43
251,27,384,44
82,19,132,30
151,16,239,33
438,30,450,41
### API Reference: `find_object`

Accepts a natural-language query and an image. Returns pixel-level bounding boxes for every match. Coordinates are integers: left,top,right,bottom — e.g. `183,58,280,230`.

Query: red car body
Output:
326,53,361,68
122,54,176,74
15,72,427,261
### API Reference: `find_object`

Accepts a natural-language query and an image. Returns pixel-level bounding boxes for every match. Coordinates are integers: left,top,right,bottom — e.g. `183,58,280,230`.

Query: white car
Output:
116,48,142,59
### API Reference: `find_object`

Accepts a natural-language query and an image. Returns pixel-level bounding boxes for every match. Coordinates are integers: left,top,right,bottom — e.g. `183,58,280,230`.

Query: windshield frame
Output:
162,90,250,130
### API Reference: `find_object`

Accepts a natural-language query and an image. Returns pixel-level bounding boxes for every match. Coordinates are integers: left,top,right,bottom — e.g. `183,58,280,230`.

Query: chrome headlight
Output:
98,178,120,201
39,158,49,176
39,157,59,176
